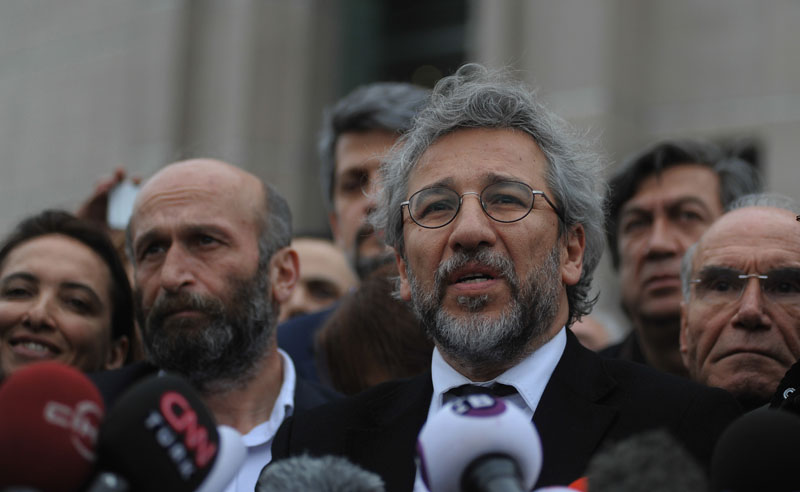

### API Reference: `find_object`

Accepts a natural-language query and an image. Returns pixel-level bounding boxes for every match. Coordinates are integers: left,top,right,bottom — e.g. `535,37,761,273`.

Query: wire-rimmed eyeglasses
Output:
689,266,800,307
400,180,564,229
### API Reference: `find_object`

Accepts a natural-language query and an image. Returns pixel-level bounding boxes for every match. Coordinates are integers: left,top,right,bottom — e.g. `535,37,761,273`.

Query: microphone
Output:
769,358,800,413
256,454,386,492
585,429,706,492
711,408,800,492
91,373,244,491
416,394,542,492
0,361,105,492
195,426,247,492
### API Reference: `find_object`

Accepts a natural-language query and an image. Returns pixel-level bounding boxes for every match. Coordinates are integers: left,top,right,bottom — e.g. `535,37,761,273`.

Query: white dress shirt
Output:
222,348,296,492
414,327,567,492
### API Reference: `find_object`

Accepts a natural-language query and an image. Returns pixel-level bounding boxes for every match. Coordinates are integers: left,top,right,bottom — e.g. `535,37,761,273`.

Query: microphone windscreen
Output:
257,454,386,492
416,394,542,492
0,361,104,492
586,429,706,492
95,373,220,491
195,425,247,492
711,408,800,492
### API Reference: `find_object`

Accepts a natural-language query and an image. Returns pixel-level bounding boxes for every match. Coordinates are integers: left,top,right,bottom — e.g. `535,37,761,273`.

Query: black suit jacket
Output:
271,330,741,491
89,360,339,414
277,305,336,384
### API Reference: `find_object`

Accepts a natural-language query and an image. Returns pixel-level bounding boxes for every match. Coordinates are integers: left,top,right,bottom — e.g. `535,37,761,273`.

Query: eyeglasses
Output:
689,267,800,307
400,180,564,229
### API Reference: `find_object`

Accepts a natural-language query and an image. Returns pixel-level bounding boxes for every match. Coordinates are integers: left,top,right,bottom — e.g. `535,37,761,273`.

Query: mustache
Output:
433,249,518,298
147,291,225,327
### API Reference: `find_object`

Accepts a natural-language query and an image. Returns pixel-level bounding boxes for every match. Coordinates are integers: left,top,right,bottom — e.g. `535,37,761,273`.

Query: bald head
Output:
680,202,800,408
128,159,292,266
133,159,265,234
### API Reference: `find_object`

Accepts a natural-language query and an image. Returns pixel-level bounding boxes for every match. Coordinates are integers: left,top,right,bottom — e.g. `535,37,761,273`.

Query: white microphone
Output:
416,394,542,492
196,426,247,492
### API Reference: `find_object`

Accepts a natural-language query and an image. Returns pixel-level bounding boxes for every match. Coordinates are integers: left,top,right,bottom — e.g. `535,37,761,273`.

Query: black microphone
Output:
89,373,245,491
710,408,800,492
256,454,386,492
416,394,542,492
0,362,105,492
769,358,800,413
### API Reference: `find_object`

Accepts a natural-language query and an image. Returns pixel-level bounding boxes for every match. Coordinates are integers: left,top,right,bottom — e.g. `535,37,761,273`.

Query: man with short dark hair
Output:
318,82,431,279
279,82,429,381
601,140,761,376
680,193,800,410
93,159,336,492
270,65,741,491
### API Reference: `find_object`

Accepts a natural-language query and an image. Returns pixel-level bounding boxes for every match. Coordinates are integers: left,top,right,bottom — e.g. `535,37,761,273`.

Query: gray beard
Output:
407,245,561,372
136,266,276,395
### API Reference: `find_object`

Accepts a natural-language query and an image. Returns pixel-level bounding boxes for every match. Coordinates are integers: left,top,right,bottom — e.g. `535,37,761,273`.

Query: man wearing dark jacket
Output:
270,65,741,491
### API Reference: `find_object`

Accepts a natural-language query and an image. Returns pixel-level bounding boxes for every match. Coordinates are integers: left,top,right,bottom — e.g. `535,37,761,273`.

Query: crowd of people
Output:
1,62,799,491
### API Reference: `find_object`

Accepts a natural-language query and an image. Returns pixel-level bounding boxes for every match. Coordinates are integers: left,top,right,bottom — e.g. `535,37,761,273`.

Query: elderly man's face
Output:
395,128,584,372
618,165,723,323
680,207,800,404
331,129,398,277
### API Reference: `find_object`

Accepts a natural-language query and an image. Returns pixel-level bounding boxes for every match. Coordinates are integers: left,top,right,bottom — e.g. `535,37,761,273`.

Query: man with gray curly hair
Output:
270,64,741,490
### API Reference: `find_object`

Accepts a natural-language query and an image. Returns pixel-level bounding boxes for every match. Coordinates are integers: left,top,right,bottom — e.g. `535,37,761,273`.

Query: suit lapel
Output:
347,373,433,492
533,331,618,487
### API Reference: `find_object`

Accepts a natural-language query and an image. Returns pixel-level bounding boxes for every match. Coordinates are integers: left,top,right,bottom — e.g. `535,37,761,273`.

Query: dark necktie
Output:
447,383,517,398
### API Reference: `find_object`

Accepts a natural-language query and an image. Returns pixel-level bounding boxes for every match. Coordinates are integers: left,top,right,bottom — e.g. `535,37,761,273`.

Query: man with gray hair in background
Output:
270,64,741,490
279,82,430,382
680,193,800,410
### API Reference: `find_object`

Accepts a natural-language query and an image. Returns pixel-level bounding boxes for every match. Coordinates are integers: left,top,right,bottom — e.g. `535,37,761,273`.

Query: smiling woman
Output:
0,210,133,381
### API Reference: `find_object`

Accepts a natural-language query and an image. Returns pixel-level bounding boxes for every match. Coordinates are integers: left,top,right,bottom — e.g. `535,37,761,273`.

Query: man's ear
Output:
395,251,412,301
679,300,689,358
270,247,299,304
561,224,585,286
105,336,129,370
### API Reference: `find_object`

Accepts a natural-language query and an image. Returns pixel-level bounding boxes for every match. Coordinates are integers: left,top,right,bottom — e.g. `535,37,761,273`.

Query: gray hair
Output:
681,192,800,300
259,181,293,266
606,139,761,268
371,63,607,325
318,82,430,211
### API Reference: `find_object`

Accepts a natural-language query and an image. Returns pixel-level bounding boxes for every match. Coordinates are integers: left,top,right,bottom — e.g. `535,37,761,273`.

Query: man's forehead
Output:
622,164,721,213
132,188,261,245
696,207,800,267
408,128,549,191
335,130,398,173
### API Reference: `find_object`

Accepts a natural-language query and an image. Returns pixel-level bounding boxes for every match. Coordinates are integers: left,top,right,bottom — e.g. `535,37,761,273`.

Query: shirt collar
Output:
236,348,296,446
429,327,566,417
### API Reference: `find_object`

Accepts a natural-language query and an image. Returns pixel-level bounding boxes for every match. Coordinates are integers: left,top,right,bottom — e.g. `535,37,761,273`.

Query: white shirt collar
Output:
222,348,296,492
416,328,568,492
428,327,566,420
